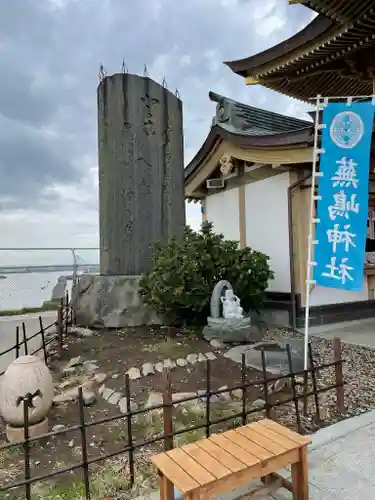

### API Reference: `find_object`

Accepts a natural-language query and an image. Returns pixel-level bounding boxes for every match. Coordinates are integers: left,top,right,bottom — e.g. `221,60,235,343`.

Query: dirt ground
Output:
0,325,324,500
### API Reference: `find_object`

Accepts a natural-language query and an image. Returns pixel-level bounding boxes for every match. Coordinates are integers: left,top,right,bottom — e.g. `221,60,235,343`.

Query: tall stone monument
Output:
73,73,185,328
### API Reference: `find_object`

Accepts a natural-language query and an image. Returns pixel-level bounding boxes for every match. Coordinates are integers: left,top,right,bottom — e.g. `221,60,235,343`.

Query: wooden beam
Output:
238,185,247,249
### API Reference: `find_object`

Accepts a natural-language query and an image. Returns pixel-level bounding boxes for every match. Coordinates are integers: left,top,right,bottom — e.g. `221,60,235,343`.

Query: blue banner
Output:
314,101,374,291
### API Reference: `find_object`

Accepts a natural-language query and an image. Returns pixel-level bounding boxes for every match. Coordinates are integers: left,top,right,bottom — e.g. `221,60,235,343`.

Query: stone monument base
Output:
72,275,164,329
202,316,262,343
6,417,49,443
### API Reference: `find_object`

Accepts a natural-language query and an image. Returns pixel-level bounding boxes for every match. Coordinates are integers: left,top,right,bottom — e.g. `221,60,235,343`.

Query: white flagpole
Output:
303,95,325,370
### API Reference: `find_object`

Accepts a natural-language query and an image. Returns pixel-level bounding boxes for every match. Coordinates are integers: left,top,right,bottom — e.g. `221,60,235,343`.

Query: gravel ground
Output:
263,327,375,429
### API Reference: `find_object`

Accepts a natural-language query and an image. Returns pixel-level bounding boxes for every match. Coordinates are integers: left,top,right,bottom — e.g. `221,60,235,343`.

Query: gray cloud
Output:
0,0,312,213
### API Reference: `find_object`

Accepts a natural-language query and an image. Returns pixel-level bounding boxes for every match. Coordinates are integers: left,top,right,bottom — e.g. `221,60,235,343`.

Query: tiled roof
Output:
184,92,313,180
209,91,312,136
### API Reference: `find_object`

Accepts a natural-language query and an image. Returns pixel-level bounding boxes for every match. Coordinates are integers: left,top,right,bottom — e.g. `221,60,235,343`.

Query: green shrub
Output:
139,221,274,325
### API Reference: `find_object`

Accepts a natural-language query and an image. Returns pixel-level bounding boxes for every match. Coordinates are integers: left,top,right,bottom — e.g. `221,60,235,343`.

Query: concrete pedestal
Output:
6,417,49,443
72,274,164,329
202,316,263,343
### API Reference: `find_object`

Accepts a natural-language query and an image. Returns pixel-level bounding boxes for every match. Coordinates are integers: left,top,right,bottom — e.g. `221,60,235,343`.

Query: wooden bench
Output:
151,418,311,500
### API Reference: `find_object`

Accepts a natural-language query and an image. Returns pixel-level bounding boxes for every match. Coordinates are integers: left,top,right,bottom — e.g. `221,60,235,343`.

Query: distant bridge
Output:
0,264,100,274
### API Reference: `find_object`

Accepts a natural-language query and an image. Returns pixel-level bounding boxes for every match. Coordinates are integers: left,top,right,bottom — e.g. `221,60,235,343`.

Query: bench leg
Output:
159,470,174,500
291,447,308,500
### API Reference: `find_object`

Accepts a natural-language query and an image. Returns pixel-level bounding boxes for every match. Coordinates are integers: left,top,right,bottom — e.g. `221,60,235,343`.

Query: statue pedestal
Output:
72,275,165,329
203,316,262,343
6,417,49,443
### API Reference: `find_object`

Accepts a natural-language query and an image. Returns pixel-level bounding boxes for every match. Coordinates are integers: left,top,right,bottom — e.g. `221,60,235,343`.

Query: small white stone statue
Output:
0,355,53,427
220,289,244,319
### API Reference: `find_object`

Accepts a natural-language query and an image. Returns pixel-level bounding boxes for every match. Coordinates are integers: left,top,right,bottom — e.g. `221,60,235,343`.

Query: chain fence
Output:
0,248,99,315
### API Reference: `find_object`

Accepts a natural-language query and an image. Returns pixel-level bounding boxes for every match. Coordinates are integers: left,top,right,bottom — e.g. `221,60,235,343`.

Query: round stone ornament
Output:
0,355,53,427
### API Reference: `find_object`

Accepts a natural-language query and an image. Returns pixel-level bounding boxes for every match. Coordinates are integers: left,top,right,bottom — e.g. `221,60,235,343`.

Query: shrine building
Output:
184,0,375,329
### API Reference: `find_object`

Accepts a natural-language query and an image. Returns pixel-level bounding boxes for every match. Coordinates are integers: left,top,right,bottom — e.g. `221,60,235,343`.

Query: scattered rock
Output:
176,358,188,367
154,362,164,373
146,392,163,408
118,397,138,414
204,352,217,361
127,367,141,380
210,339,225,349
112,373,120,379
82,391,97,406
94,373,108,384
251,398,265,409
68,439,75,448
197,353,207,362
68,356,84,368
182,400,205,415
142,363,155,376
82,380,94,391
62,367,76,375
197,389,206,398
172,392,196,403
53,387,79,403
58,378,79,390
163,358,176,370
98,384,106,396
69,326,94,337
186,354,198,364
270,378,290,394
218,385,231,401
83,362,100,374
52,424,66,432
232,389,243,400
102,388,115,401
108,392,123,406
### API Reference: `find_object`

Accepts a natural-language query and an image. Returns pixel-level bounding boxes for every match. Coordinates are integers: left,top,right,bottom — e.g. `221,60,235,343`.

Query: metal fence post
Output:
333,337,345,412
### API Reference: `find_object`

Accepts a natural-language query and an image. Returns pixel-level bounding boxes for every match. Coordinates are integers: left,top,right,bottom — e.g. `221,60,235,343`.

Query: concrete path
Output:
0,311,56,374
142,410,375,500
299,317,375,348
271,410,375,499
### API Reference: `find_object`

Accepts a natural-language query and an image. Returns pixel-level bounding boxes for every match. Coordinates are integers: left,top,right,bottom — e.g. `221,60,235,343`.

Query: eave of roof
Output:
184,124,313,181
184,92,314,181
224,15,334,77
294,0,375,23
225,3,375,82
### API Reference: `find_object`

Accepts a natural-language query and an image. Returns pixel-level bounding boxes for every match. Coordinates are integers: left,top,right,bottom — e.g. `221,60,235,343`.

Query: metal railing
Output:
0,247,99,314
0,296,72,377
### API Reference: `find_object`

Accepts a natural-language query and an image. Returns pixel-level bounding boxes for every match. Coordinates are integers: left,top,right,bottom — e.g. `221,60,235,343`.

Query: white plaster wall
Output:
205,188,240,242
309,281,369,306
245,172,290,293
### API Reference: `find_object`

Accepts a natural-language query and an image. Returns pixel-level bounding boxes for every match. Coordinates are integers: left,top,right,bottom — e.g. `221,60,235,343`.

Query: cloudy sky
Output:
0,0,315,265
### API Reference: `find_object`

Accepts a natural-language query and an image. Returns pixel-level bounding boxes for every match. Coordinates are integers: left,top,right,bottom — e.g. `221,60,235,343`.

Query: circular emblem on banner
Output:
330,111,364,149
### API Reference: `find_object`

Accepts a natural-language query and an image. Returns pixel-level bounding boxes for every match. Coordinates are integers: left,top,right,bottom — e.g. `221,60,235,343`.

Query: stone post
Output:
98,73,185,276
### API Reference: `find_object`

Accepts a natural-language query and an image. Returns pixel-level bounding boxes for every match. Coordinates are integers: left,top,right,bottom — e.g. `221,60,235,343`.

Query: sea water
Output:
0,272,74,311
